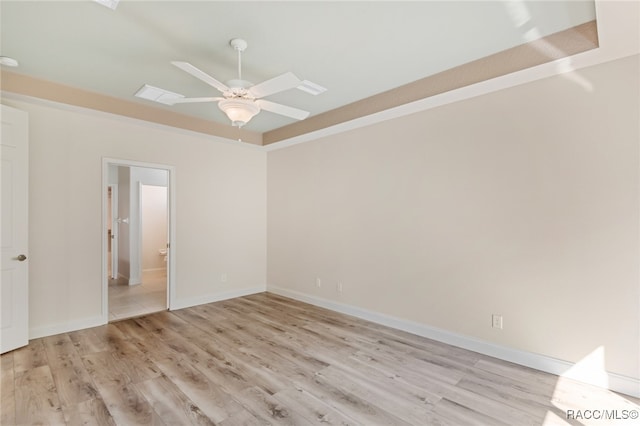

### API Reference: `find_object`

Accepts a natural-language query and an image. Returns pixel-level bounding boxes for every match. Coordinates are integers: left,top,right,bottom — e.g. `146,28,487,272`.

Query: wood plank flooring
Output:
1,292,638,425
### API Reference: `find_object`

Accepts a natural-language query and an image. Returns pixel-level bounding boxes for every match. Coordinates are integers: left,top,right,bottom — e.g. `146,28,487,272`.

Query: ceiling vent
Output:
0,56,19,67
135,84,185,105
297,80,327,96
93,0,119,10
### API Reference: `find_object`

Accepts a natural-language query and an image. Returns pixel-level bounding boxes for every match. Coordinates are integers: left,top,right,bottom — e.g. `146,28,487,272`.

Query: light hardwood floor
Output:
2,292,638,425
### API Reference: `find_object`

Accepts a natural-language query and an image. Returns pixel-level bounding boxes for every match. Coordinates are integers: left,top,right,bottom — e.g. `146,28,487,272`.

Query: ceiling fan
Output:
153,38,324,128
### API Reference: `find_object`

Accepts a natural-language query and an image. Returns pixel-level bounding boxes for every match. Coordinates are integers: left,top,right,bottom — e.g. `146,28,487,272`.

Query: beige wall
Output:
2,97,266,334
267,55,639,379
2,52,637,386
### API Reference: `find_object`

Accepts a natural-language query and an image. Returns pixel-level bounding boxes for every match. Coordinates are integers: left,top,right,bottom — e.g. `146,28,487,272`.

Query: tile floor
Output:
108,269,167,321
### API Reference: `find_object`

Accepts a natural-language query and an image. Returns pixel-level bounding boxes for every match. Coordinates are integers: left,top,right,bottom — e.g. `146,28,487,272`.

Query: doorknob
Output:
16,254,27,261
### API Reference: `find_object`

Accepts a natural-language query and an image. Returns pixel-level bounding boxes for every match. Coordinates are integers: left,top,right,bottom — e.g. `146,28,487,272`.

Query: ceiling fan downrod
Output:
230,38,248,83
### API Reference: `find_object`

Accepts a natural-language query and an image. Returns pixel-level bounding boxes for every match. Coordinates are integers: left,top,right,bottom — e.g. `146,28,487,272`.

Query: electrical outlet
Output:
316,278,322,288
492,314,503,329
220,273,227,283
337,282,343,293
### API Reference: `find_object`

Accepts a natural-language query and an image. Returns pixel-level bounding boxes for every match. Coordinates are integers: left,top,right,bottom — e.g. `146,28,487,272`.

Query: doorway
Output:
102,159,175,323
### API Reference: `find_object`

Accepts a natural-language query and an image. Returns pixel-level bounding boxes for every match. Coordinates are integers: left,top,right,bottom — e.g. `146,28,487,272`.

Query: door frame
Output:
101,158,176,322
107,184,118,279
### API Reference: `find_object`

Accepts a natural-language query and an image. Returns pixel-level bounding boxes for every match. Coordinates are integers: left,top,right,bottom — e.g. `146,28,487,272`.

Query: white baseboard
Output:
267,285,640,398
116,272,142,286
26,286,266,341
171,285,266,311
29,285,267,340
29,316,105,340
143,267,167,273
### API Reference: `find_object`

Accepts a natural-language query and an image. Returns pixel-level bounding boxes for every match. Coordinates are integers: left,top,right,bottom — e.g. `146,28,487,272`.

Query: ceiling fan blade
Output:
167,96,224,105
249,72,302,99
256,99,309,121
171,61,229,93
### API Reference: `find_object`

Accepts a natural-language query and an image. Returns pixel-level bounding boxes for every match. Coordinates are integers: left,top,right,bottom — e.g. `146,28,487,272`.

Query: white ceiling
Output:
0,1,598,133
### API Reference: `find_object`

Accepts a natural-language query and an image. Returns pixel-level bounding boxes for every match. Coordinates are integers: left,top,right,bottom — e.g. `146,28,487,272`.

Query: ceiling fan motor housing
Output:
226,79,253,93
229,38,248,52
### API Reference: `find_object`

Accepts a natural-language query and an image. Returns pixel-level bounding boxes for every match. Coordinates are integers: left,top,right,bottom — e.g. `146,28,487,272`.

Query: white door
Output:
0,104,29,354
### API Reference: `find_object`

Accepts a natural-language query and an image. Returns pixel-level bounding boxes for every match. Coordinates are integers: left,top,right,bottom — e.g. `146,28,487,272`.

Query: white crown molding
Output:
0,91,266,151
264,0,640,151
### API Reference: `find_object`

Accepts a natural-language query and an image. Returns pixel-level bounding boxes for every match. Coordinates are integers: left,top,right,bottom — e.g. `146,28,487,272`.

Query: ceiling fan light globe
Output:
218,98,260,127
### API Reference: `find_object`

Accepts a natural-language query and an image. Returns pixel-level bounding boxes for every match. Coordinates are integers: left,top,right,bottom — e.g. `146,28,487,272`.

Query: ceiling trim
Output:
262,0,639,151
0,20,595,148
0,70,263,146
1,0,637,150
263,20,598,145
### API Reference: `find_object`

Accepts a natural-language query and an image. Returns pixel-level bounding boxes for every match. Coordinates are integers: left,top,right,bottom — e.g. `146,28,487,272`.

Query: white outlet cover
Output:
492,314,503,329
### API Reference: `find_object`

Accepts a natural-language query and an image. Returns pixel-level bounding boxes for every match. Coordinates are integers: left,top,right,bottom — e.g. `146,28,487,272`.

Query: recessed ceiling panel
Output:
0,1,596,133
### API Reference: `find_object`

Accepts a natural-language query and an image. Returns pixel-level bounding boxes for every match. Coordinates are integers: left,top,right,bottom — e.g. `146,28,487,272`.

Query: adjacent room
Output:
106,164,169,321
1,1,638,424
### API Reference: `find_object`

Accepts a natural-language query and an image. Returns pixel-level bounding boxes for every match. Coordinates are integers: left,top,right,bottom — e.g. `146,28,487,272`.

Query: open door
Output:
1,104,29,354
